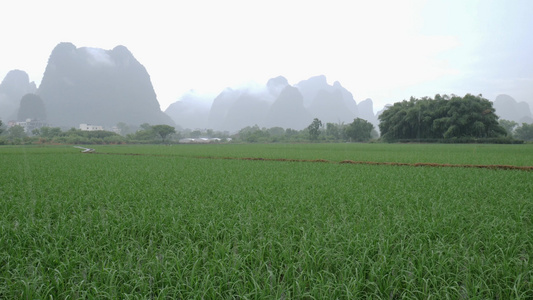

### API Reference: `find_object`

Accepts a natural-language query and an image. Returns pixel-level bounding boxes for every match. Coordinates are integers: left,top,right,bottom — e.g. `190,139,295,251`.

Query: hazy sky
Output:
1,0,532,112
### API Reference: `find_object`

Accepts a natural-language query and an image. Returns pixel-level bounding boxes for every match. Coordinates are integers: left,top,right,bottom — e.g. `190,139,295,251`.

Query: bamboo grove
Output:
379,94,507,142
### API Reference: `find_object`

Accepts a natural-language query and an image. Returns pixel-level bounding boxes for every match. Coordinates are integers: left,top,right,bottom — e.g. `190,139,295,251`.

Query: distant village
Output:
4,117,230,144
8,119,116,134
1,43,532,144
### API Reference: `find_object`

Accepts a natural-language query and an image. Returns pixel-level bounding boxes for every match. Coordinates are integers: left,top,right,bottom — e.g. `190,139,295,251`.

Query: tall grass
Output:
0,145,531,298
88,143,533,166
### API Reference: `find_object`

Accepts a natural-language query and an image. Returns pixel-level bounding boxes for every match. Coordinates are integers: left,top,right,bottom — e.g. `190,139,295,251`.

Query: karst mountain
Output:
2,42,532,133
36,42,174,128
166,75,380,132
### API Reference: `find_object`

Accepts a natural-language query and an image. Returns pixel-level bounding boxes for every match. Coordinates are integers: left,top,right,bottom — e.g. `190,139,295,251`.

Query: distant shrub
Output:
394,137,523,144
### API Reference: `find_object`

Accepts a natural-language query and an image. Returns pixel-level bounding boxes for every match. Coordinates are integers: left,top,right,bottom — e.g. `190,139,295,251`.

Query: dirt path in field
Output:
337,160,533,171
201,156,533,171
89,152,533,171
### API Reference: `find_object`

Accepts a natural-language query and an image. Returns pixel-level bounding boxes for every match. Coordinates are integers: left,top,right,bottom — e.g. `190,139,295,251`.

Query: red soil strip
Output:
339,160,533,171
217,157,330,163
211,156,532,171
87,152,532,171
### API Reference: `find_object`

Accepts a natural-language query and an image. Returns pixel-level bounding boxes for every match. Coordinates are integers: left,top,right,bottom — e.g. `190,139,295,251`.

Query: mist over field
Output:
1,1,533,298
0,43,531,135
1,1,533,135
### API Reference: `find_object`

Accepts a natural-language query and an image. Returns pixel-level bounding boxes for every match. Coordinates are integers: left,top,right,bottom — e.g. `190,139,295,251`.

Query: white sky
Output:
1,0,532,112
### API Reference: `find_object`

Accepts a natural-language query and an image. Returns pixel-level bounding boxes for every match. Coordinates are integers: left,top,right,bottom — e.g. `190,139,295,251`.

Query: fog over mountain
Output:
0,70,37,121
2,1,533,126
36,42,174,128
493,94,533,124
164,90,213,130
17,93,47,122
166,74,380,132
358,98,379,126
223,93,272,132
166,75,533,134
206,88,243,131
266,76,290,98
308,89,354,124
4,42,531,133
201,79,284,132
263,86,311,129
296,76,360,124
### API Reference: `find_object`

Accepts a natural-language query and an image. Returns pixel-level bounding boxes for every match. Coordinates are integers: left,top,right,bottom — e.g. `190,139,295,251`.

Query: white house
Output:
9,119,49,133
79,124,103,131
178,137,225,144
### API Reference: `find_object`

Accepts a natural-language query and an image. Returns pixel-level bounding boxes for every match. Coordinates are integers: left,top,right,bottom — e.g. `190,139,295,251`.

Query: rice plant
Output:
0,144,531,298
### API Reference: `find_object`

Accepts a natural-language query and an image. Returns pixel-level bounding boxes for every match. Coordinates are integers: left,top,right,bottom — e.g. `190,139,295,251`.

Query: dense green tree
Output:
266,127,285,142
267,127,285,137
0,120,3,135
436,94,505,138
103,135,126,144
127,124,156,141
8,125,26,139
514,123,533,141
39,127,63,139
325,122,343,140
285,128,299,138
345,118,374,142
190,130,202,138
238,125,270,143
379,94,506,141
152,124,176,143
499,119,518,136
140,123,152,131
116,122,131,136
307,118,322,141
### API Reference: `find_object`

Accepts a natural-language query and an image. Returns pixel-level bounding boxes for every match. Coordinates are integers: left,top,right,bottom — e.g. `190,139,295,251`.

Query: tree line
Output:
1,93,532,145
498,119,533,141
378,94,530,143
235,118,377,143
0,122,177,145
0,118,377,145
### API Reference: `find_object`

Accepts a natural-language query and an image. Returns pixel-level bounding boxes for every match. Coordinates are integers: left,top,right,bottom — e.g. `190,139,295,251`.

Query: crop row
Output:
0,146,531,298
76,143,533,166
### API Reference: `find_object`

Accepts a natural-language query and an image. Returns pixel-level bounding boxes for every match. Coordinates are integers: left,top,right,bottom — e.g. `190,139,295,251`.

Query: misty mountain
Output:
308,89,354,124
493,94,533,124
295,75,330,107
165,90,213,130
334,81,359,116
295,75,361,124
266,76,289,97
223,93,271,132
37,42,174,128
357,98,379,126
295,75,358,115
17,93,47,121
0,70,37,121
263,86,312,129
207,88,244,131
206,77,288,132
169,74,377,132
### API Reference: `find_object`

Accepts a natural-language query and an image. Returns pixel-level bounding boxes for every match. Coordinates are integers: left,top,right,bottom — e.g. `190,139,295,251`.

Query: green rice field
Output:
1,143,532,298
